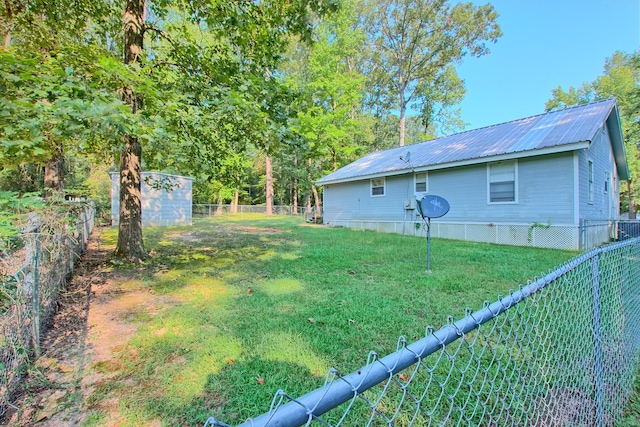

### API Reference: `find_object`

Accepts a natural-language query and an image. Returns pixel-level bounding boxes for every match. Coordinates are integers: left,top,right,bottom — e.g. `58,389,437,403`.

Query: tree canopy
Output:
5,0,637,260
546,50,640,215
360,0,502,146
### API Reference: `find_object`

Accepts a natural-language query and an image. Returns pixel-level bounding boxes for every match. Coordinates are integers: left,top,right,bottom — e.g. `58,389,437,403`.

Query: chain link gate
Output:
205,238,640,427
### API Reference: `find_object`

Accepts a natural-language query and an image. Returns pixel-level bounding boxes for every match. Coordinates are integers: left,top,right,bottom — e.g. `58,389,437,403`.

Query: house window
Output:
604,171,610,194
415,172,427,193
488,161,517,203
371,177,385,197
588,160,594,203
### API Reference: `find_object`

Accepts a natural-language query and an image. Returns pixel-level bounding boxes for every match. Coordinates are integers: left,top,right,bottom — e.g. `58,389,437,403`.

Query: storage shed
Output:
110,172,193,226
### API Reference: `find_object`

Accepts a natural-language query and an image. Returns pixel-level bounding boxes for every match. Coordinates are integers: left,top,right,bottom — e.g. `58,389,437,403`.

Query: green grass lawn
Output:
87,215,579,426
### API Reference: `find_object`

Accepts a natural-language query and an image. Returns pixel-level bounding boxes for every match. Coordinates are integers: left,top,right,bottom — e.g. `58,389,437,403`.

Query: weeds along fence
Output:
206,237,640,427
0,204,94,417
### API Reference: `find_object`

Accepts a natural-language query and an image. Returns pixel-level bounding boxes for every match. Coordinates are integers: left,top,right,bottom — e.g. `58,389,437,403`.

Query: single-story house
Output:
110,171,193,226
316,98,628,250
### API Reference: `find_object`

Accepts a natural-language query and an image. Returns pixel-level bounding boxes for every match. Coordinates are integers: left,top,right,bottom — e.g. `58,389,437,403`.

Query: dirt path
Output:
4,229,154,426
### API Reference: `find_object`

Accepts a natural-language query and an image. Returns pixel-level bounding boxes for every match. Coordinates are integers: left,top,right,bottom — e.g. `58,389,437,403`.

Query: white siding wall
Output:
111,172,193,226
578,126,620,221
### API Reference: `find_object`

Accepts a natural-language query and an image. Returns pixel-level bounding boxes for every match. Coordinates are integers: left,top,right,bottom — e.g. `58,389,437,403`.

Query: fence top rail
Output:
205,236,640,427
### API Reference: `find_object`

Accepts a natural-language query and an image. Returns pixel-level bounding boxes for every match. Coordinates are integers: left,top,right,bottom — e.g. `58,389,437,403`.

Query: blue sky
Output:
454,0,639,131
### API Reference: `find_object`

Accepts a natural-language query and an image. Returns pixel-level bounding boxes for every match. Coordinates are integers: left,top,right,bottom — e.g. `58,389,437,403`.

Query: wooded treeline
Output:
0,0,638,259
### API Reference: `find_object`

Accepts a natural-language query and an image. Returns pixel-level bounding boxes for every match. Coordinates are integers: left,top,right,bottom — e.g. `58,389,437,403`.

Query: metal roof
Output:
317,98,628,185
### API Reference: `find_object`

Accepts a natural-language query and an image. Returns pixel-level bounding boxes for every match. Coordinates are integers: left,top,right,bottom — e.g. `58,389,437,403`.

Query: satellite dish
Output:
417,194,450,219
416,194,450,272
400,151,411,163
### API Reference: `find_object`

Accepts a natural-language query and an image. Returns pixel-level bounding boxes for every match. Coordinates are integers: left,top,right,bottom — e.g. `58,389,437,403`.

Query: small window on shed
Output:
371,178,385,197
488,161,517,203
415,173,428,193
604,171,610,194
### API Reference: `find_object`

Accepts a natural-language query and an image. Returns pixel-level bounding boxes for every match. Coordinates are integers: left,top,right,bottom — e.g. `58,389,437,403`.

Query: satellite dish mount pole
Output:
416,194,450,273
426,217,432,272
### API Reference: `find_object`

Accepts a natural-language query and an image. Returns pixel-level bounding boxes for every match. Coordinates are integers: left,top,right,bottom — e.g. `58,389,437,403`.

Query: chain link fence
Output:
0,203,94,417
205,237,640,427
193,204,308,217
617,220,640,241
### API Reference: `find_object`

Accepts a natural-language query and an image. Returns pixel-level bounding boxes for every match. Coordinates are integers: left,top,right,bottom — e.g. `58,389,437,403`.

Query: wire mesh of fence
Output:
193,205,640,251
205,238,640,427
193,204,308,217
617,220,640,242
0,204,94,418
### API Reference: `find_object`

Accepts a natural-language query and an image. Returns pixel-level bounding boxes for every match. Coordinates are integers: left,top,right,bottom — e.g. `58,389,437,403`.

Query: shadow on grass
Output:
194,359,329,426
87,216,579,426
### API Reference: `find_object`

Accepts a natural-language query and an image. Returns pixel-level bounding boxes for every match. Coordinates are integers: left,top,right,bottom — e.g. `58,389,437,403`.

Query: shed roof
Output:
317,98,628,185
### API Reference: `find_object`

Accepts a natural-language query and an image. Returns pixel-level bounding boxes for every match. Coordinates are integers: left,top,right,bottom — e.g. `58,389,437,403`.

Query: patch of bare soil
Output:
166,227,283,243
235,226,282,234
533,386,611,426
3,229,165,426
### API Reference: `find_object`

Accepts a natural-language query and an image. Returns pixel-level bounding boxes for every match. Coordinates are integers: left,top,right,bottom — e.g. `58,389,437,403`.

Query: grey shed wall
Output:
110,172,193,226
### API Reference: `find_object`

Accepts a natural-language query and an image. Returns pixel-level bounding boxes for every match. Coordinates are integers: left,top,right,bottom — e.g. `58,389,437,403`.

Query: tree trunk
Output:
311,185,322,223
628,180,636,219
305,194,311,215
216,194,223,216
293,155,298,215
231,191,239,214
3,0,13,48
265,153,274,216
399,101,406,147
115,0,147,261
43,145,64,199
305,159,314,217
293,180,298,216
115,136,146,260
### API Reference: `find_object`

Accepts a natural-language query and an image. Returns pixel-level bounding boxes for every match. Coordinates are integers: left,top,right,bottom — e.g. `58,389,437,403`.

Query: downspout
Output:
574,152,582,249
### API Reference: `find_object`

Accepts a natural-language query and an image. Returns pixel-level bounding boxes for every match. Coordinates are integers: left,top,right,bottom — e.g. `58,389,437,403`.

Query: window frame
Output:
487,160,518,204
588,159,594,204
370,177,386,197
414,172,428,193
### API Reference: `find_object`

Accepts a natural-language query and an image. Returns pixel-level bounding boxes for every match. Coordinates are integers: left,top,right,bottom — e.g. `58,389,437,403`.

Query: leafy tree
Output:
1,1,339,259
0,1,124,200
283,0,367,213
0,191,43,249
361,0,501,146
546,51,640,216
109,0,338,260
0,46,129,199
1,0,118,50
1,0,123,200
413,63,467,138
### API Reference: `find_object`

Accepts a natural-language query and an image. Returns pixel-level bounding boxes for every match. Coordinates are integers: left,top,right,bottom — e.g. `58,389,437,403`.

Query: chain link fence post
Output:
31,232,40,356
591,254,604,426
